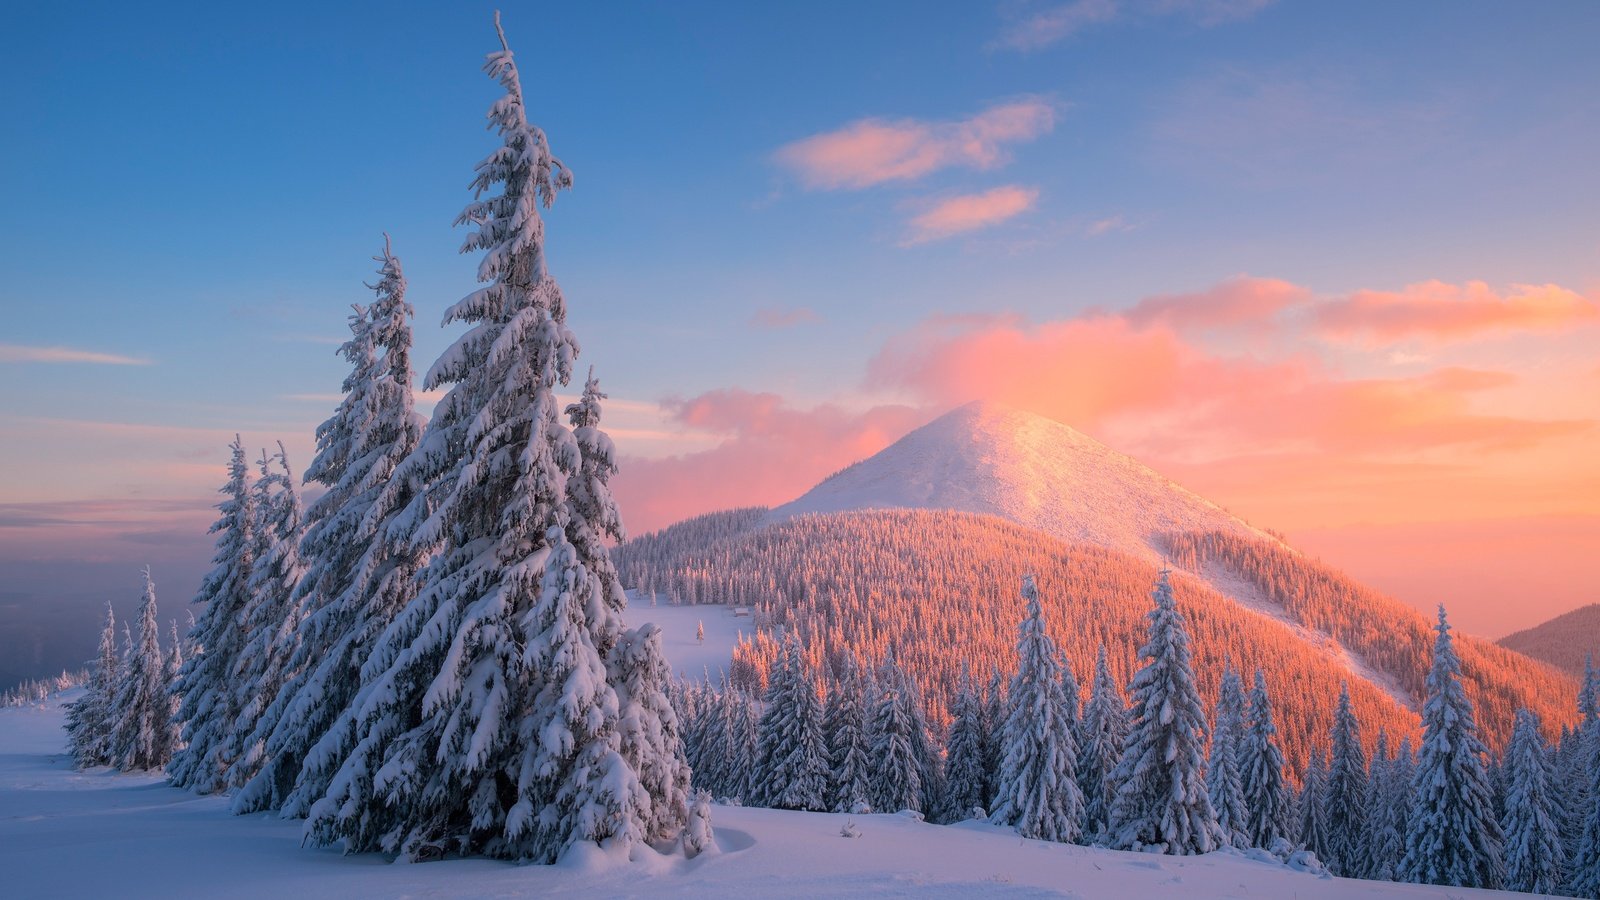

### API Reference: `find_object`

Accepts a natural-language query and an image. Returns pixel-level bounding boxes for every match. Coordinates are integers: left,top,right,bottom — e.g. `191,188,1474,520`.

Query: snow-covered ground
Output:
624,593,747,681
2,697,1515,899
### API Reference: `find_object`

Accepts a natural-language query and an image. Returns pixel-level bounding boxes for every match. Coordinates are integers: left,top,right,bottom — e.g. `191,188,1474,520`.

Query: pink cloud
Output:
0,343,150,365
903,186,1040,244
750,306,823,329
611,392,930,535
1314,280,1599,343
773,100,1055,190
1121,275,1308,332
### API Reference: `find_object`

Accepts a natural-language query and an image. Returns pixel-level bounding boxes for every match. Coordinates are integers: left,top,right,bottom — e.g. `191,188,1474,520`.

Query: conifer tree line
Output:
64,15,693,865
676,571,1600,895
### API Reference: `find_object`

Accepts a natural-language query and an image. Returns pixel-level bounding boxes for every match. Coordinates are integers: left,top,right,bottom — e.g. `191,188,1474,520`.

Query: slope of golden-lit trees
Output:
617,508,1577,772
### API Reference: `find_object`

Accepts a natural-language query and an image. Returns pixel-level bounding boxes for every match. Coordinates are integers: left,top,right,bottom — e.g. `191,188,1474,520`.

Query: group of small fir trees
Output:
678,569,1600,895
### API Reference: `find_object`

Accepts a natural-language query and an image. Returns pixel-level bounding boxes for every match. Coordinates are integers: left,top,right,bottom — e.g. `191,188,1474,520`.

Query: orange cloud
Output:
903,186,1039,244
1314,280,1599,343
773,100,1055,190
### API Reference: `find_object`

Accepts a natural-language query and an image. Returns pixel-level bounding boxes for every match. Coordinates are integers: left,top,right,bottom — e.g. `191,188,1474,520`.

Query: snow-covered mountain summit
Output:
772,401,1274,564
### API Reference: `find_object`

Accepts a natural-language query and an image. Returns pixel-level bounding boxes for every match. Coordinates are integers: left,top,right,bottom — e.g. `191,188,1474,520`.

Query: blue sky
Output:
2,0,1598,652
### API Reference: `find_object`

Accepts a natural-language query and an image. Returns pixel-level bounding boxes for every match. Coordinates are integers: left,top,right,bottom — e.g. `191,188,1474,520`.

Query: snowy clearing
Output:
2,697,1516,899
624,592,748,681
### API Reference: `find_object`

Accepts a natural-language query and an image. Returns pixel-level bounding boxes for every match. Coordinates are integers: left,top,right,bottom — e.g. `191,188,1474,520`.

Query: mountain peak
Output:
772,401,1271,562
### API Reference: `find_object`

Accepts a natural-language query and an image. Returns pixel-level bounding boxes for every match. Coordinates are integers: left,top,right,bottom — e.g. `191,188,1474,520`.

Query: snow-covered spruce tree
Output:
108,569,175,771
238,238,424,817
1108,570,1221,854
307,17,680,863
1206,666,1248,849
169,438,256,793
1501,709,1564,895
1398,606,1503,889
1322,682,1370,877
981,666,1006,810
613,622,692,842
165,619,184,754
1077,645,1127,842
1570,657,1600,896
1299,749,1331,860
65,602,120,767
866,651,925,815
1364,728,1404,881
938,663,989,822
827,650,873,814
753,631,830,811
227,443,308,792
990,575,1082,843
1240,670,1292,851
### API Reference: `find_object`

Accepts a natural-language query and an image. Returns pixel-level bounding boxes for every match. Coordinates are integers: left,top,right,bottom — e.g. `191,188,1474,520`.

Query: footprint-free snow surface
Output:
3,696,1515,898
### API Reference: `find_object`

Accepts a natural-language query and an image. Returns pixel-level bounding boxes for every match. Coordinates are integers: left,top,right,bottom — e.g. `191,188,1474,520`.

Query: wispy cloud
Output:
750,306,823,329
1086,215,1136,237
995,0,1274,52
0,343,151,365
1313,281,1599,344
903,186,1040,244
774,99,1055,190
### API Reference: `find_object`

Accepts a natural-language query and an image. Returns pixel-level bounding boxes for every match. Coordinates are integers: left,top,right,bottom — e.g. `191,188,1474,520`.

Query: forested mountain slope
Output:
1498,603,1600,678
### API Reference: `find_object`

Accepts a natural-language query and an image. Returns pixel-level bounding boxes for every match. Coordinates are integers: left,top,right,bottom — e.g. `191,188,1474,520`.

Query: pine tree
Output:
990,575,1082,843
683,790,716,858
238,238,424,816
981,667,1006,812
1364,728,1404,881
1323,682,1370,877
108,569,175,771
307,16,675,863
866,652,925,815
753,632,830,811
1569,658,1600,896
1398,606,1503,889
613,623,692,842
1077,645,1127,842
1109,570,1221,854
1501,709,1564,895
1299,749,1331,860
1239,669,1292,851
939,664,990,822
165,619,184,754
65,602,120,767
826,650,873,814
227,443,307,793
169,438,256,793
1207,666,1248,849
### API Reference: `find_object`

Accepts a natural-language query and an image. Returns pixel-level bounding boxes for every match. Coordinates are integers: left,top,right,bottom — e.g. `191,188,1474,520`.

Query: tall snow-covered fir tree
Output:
1238,671,1292,851
169,437,256,793
1299,748,1331,860
753,631,831,811
65,602,120,767
1077,645,1127,842
1501,709,1564,895
866,651,926,815
108,569,175,771
938,663,990,822
1365,728,1405,881
238,238,425,817
227,443,308,792
165,619,184,754
1206,666,1248,849
989,575,1082,843
1108,570,1221,854
306,16,683,862
1398,606,1503,889
826,650,873,814
1570,656,1600,898
1322,682,1370,877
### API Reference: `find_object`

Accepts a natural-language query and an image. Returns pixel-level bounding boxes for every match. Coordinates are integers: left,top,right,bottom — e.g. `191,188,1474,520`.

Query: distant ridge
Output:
1499,603,1600,678
772,401,1276,564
